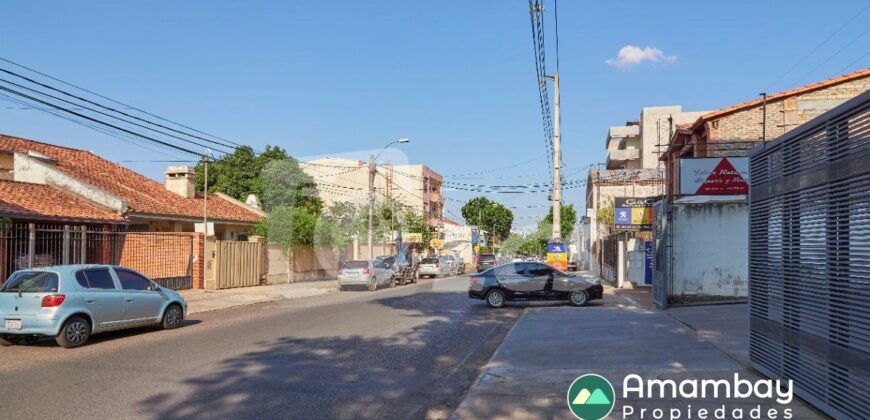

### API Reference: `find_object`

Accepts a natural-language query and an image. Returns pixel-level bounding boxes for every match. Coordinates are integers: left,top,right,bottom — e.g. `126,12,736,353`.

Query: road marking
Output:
622,296,639,306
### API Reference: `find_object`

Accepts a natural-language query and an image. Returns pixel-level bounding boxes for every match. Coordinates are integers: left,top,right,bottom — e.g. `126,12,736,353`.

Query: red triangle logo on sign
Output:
695,158,748,195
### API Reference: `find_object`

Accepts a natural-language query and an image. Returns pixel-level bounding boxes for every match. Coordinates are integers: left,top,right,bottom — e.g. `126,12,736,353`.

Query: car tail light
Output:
363,267,370,275
41,294,66,307
470,277,481,284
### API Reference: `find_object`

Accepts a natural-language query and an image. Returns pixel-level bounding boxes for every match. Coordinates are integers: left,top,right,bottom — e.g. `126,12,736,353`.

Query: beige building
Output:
586,105,708,284
300,158,444,228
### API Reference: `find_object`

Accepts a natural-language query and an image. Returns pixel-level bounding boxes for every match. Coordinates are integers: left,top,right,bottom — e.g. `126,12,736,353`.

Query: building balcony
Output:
605,148,640,169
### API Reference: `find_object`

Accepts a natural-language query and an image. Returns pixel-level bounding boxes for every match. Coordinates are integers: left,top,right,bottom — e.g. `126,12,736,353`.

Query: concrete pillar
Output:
617,238,626,288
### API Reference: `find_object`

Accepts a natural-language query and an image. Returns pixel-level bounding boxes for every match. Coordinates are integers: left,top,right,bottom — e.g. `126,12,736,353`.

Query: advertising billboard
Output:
679,157,749,195
614,197,655,231
546,242,568,271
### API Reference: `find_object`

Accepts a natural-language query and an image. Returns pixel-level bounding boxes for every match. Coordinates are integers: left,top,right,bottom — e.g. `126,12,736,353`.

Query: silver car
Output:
468,262,604,308
417,257,447,278
338,260,395,291
0,265,188,348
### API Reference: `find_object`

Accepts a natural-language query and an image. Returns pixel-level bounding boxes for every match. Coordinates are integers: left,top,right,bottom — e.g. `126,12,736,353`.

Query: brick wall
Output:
714,77,870,141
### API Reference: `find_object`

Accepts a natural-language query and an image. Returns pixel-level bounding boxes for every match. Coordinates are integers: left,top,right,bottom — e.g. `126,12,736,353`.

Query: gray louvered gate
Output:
748,91,869,419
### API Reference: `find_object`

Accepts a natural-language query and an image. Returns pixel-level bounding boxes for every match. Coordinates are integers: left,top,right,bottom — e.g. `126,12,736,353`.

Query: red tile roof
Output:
0,180,125,223
0,135,261,223
696,68,870,125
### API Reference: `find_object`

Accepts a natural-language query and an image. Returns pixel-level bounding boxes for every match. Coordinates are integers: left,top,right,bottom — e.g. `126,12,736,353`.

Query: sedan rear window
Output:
2,271,59,293
421,258,439,264
342,261,369,269
479,255,496,262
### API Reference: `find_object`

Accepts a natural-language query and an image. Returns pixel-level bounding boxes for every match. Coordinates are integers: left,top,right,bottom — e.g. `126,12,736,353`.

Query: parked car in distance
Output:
476,254,497,272
441,255,460,276
0,265,187,349
375,255,400,280
567,261,578,272
418,257,447,278
468,262,603,308
338,259,395,291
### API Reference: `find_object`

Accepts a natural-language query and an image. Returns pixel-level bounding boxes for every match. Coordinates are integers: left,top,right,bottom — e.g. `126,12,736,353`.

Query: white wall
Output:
672,201,748,297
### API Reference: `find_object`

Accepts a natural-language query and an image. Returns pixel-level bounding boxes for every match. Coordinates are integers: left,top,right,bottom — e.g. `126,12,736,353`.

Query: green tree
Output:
265,206,318,251
543,204,578,239
195,145,298,205
460,196,514,241
260,159,322,214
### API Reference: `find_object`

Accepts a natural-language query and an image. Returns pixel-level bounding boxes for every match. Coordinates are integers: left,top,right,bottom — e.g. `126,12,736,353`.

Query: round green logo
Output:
567,374,615,420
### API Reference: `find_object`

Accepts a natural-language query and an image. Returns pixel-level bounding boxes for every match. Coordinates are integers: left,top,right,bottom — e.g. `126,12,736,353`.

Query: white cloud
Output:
605,45,677,69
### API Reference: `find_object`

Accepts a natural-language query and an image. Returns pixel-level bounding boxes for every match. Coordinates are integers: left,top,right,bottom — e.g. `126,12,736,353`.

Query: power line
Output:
793,26,870,85
0,85,201,156
0,92,185,159
0,65,238,153
837,51,870,74
0,77,235,155
0,57,244,148
765,2,870,91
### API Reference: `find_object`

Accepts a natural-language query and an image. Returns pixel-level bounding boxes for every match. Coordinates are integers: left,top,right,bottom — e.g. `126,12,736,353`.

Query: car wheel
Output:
55,316,90,349
162,304,184,329
485,289,506,308
368,279,378,291
569,290,589,307
0,335,15,346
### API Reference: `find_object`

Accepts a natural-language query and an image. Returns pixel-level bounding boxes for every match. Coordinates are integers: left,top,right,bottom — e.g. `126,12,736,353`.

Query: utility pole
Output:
203,149,210,236
549,72,562,240
760,92,768,144
368,154,376,260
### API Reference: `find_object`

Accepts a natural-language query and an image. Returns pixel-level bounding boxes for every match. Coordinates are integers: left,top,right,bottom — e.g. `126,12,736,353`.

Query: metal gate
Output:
214,240,262,289
0,223,194,290
748,91,869,419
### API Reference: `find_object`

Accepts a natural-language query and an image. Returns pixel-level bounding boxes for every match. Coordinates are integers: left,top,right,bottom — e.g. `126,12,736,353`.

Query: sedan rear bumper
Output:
468,290,486,300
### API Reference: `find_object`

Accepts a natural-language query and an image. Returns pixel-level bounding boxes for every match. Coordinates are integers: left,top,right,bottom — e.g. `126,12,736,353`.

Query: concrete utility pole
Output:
203,149,210,235
367,138,411,260
549,72,562,240
368,154,376,260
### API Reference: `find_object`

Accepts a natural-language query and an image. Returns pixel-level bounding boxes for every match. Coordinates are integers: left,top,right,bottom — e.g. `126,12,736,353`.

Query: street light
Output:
369,138,411,260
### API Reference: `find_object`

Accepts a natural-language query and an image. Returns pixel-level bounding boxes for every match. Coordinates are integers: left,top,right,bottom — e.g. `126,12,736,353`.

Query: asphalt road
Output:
0,275,521,420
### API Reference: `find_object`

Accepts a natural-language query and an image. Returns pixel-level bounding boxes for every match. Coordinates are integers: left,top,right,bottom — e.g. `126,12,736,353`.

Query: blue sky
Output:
1,0,868,230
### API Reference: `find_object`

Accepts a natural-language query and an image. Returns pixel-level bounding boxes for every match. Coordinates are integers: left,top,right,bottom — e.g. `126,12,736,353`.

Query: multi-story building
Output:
299,158,444,228
585,106,707,284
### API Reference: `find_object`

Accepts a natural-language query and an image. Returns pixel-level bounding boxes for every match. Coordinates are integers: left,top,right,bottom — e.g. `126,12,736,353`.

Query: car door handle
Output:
85,299,95,304
125,298,134,302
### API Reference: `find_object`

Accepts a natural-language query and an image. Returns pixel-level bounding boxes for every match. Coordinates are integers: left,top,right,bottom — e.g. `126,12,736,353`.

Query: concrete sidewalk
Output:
179,280,339,314
453,290,823,419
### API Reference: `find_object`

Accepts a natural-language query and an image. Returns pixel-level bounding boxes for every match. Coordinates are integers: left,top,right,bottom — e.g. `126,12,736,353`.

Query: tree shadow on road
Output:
137,290,521,419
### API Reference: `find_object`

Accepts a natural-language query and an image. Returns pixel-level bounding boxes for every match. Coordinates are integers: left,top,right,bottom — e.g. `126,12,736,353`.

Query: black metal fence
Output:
0,223,194,290
748,91,869,419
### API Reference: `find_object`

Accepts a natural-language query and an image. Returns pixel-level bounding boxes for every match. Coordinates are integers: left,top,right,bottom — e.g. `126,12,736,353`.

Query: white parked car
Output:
417,257,447,278
338,260,396,291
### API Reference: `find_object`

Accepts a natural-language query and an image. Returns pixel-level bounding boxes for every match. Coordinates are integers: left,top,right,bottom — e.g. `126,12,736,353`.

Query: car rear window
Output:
78,268,116,289
421,258,439,264
479,255,496,262
342,261,369,269
2,271,59,293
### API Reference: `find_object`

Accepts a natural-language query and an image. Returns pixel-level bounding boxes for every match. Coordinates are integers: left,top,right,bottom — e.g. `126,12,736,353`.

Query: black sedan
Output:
468,262,603,308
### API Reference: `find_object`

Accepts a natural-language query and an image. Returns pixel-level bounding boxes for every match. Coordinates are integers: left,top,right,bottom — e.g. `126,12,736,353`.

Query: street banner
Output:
614,197,655,231
402,232,423,243
546,242,568,271
679,157,749,195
